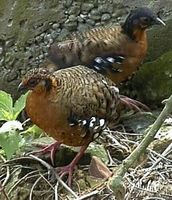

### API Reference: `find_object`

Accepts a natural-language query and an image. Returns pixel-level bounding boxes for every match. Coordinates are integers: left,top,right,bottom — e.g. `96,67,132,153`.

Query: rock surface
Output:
132,51,172,106
0,0,171,104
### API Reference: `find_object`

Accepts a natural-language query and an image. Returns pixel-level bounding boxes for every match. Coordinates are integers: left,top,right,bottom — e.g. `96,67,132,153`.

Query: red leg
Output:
120,95,150,112
31,141,61,166
56,144,89,186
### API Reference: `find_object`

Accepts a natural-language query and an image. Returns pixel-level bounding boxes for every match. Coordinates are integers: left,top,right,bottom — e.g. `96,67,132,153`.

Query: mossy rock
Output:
146,18,172,62
132,50,172,106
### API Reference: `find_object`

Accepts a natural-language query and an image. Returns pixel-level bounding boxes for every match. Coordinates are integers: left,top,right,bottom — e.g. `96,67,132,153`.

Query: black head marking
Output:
122,7,165,39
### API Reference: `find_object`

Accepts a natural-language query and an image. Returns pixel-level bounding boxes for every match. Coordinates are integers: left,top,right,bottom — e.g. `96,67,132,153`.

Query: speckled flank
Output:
23,65,120,146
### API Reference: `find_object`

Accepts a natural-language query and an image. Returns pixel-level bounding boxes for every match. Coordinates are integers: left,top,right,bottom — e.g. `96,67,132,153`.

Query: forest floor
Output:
0,111,172,200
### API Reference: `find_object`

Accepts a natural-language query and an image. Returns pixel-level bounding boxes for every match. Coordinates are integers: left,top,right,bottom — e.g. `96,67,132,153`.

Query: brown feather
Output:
48,25,147,84
24,66,120,146
48,7,165,84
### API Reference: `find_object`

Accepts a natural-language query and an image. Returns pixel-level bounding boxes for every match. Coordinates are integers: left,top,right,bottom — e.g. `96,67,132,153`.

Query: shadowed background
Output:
0,0,172,105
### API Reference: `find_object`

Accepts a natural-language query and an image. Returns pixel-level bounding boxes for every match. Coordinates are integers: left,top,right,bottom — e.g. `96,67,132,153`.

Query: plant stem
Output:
108,95,172,199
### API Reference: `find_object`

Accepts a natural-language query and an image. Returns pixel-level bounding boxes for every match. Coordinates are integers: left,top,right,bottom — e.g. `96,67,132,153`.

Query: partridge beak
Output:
155,17,166,26
18,82,26,92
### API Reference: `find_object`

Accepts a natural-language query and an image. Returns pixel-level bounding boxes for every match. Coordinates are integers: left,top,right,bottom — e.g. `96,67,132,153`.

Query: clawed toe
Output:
56,164,77,186
30,141,61,166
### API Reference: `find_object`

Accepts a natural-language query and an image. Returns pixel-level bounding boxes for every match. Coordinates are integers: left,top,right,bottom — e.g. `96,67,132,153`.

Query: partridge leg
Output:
56,144,89,186
120,95,150,112
31,141,61,166
56,117,106,186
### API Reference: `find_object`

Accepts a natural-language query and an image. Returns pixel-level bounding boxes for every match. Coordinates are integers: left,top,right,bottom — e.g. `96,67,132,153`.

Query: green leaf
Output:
0,90,13,120
13,92,28,119
0,108,13,121
0,131,22,159
21,125,42,135
0,90,13,110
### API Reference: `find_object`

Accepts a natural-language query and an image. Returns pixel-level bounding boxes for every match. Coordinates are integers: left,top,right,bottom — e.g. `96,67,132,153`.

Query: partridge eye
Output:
141,17,150,23
28,78,38,86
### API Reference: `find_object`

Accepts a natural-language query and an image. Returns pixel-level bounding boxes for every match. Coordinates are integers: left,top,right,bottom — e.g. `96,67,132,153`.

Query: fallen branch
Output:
108,95,172,200
0,183,9,200
29,154,79,199
0,155,10,187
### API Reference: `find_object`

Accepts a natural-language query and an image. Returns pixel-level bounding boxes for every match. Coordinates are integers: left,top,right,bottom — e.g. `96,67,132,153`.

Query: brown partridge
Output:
18,65,147,185
18,66,121,185
48,7,165,84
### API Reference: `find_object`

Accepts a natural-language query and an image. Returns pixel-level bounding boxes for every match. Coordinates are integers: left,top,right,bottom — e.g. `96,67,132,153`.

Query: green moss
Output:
87,143,109,163
132,50,172,106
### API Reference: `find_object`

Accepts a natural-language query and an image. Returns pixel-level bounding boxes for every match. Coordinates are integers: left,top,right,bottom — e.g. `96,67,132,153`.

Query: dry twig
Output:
29,154,79,199
108,95,172,200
